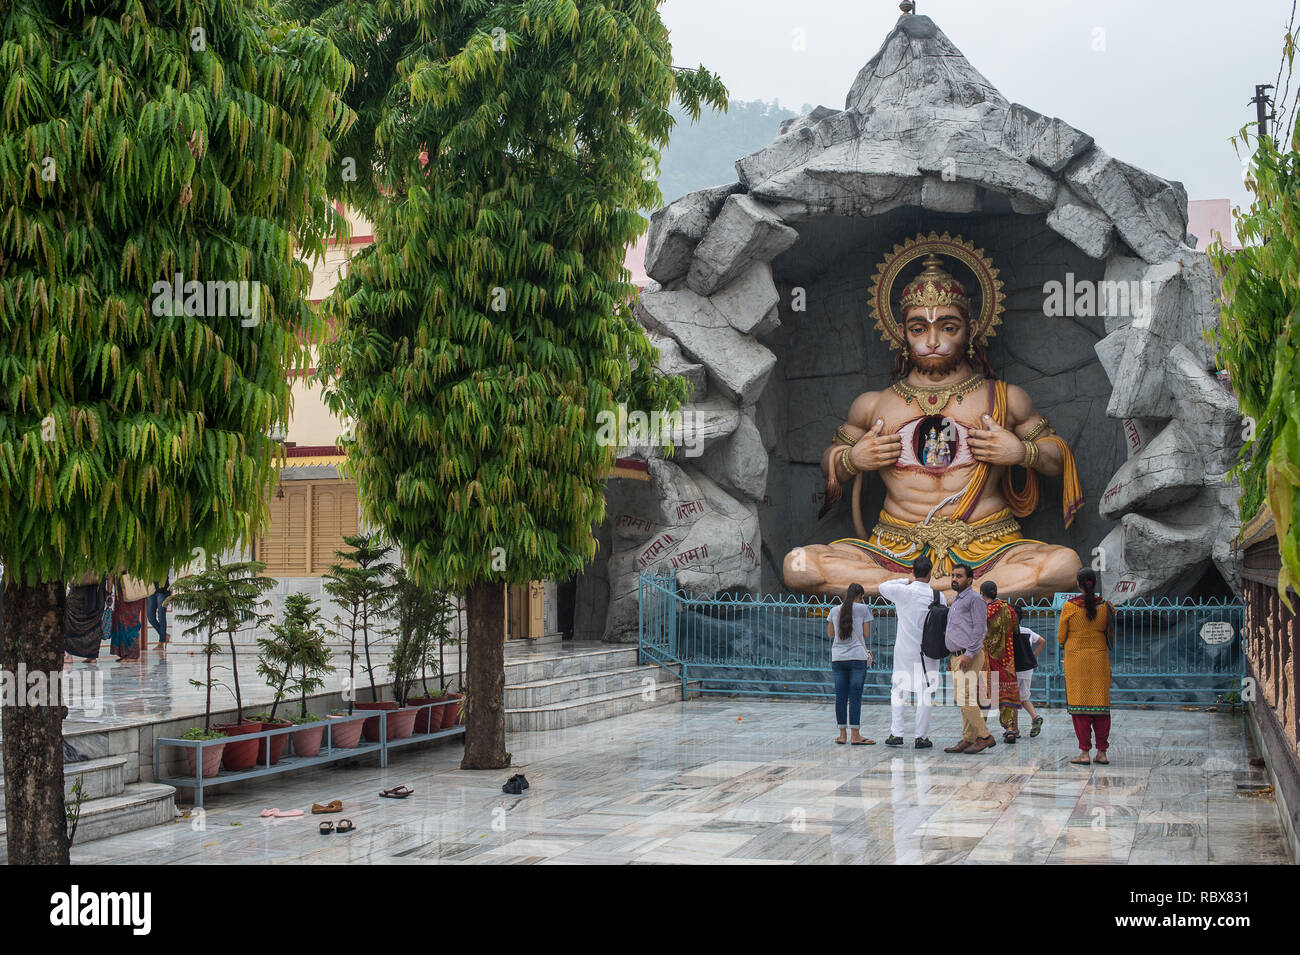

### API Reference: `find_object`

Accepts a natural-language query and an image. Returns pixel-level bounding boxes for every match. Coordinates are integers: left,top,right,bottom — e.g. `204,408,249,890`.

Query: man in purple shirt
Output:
943,563,995,754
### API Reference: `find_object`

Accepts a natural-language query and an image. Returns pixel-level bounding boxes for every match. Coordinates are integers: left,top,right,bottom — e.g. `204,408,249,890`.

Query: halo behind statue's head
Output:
869,232,1005,351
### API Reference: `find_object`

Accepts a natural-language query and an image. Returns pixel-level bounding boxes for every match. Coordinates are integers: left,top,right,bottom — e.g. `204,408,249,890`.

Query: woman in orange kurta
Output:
1057,568,1115,765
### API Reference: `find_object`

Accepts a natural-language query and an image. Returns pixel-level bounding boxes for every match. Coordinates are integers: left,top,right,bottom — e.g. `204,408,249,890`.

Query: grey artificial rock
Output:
918,132,1058,207
1029,117,1095,174
1164,344,1243,477
845,13,1007,114
686,194,800,296
998,105,1094,173
645,182,744,284
1093,327,1127,382
1099,255,1150,334
921,177,980,214
1097,422,1202,519
611,459,761,607
674,395,742,459
778,105,844,136
636,287,777,405
708,261,781,338
1105,261,1183,419
1097,509,1216,604
1065,149,1184,264
700,411,769,503
651,334,706,401
1047,202,1115,260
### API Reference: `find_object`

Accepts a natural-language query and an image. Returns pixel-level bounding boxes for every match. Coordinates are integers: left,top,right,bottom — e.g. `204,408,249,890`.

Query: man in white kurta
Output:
878,555,944,748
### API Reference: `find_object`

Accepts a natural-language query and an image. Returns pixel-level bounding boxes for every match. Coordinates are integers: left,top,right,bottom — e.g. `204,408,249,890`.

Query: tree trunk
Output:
460,581,507,769
1,580,70,864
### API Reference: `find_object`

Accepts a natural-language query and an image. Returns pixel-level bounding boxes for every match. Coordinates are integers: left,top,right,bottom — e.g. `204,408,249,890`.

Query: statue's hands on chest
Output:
846,418,902,472
968,413,1027,466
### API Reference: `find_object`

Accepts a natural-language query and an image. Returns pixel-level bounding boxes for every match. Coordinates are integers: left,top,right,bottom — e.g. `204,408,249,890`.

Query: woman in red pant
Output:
1057,568,1115,765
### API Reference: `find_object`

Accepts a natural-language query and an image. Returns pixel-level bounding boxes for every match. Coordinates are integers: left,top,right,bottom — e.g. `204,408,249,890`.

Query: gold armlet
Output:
839,447,859,477
1022,417,1052,443
833,425,860,446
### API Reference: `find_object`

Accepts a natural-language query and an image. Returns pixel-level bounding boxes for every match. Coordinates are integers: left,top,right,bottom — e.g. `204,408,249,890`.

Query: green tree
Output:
322,532,396,710
1212,84,1300,605
257,592,334,720
0,1,350,862
312,0,725,770
168,559,276,727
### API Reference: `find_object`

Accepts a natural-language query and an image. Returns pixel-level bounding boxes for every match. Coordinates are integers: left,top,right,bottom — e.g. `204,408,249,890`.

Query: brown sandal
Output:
311,800,343,814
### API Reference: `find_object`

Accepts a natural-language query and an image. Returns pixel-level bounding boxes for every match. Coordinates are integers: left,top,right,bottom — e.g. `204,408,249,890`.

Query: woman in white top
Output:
826,582,875,745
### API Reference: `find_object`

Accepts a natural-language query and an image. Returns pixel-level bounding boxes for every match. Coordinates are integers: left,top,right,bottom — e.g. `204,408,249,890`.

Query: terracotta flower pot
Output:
257,720,294,765
409,696,445,734
326,714,366,749
441,692,463,729
356,700,399,742
183,741,227,779
291,723,325,758
216,721,264,771
388,707,419,740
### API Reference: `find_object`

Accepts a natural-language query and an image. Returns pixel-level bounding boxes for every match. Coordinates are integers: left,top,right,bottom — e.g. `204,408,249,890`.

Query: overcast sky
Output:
661,0,1296,213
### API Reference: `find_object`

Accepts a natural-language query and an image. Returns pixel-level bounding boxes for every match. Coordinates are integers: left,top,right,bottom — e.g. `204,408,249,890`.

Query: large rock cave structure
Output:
574,14,1242,642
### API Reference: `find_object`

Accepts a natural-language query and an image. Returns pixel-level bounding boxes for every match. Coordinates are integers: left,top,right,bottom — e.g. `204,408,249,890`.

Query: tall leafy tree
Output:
312,0,726,768
0,1,351,862
1213,40,1300,606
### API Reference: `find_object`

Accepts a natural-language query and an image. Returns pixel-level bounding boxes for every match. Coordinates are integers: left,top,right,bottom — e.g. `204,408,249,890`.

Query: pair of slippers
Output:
379,786,414,799
502,774,529,794
835,738,876,745
319,819,355,834
260,808,304,818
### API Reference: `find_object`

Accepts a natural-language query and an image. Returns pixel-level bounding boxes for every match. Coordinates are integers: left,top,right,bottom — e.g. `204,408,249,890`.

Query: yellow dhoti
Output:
832,507,1043,578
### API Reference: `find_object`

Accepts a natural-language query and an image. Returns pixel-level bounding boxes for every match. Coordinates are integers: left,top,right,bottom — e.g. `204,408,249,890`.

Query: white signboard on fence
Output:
1200,622,1234,646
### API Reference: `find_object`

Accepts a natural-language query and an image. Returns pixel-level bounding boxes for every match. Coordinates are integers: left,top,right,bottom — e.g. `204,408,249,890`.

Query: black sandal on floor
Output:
319,821,334,835
380,786,414,798
336,819,356,833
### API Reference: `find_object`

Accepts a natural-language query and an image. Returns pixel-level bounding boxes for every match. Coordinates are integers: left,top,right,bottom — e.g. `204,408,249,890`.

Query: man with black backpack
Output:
878,556,944,749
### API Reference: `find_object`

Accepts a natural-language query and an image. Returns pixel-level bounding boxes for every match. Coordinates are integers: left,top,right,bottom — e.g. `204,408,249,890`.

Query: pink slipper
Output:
260,808,305,818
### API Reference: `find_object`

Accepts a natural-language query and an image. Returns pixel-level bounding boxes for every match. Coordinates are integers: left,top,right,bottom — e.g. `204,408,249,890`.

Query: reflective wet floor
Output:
68,700,1292,864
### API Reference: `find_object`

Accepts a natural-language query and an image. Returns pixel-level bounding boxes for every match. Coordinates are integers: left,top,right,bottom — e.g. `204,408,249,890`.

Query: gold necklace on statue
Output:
891,373,986,410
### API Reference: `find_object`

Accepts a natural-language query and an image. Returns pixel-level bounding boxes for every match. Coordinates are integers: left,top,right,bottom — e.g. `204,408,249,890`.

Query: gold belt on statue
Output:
870,509,1022,569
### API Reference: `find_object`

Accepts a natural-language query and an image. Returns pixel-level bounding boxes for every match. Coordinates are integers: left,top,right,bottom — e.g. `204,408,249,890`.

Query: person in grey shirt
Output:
826,582,875,745
943,564,996,754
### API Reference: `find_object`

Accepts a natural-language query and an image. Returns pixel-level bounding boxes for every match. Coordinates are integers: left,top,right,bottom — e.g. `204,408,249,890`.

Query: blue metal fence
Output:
637,573,1245,708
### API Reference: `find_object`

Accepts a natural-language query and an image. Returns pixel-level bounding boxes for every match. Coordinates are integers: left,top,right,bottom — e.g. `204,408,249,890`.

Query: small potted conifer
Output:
256,592,334,762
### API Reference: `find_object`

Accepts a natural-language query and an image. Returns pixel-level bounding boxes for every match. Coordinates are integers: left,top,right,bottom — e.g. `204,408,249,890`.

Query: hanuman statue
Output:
782,233,1085,599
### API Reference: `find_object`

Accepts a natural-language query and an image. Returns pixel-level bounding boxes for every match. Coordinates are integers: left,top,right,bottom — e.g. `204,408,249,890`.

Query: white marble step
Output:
0,782,174,851
507,677,684,732
504,646,640,684
507,665,667,708
0,755,127,813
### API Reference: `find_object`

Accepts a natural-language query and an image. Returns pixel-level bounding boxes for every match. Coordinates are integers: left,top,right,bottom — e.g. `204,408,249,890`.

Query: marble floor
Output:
68,700,1293,864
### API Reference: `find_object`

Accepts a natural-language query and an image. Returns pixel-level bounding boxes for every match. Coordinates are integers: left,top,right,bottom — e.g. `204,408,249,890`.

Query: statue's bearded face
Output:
903,305,973,375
